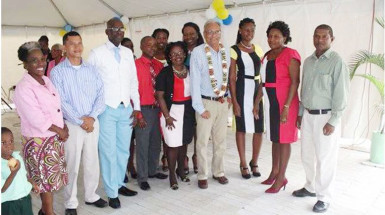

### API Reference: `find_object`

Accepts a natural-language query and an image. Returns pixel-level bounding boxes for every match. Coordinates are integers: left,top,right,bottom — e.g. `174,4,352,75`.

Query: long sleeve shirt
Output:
190,43,230,114
88,41,140,110
13,73,64,137
299,49,350,126
50,58,105,125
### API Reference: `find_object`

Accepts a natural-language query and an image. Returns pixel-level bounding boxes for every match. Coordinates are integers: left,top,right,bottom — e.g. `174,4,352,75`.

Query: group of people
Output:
1,16,349,215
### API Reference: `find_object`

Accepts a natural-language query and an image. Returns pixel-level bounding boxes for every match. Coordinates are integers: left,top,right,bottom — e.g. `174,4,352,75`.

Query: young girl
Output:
1,127,38,215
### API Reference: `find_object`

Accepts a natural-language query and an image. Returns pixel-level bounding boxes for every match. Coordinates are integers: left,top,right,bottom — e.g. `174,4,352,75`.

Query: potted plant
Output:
350,17,384,164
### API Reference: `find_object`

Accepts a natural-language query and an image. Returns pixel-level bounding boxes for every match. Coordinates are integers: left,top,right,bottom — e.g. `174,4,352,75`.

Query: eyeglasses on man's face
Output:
107,27,126,32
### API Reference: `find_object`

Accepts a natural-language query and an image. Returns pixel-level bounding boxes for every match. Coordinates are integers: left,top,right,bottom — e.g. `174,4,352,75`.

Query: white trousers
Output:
301,110,340,203
64,120,101,209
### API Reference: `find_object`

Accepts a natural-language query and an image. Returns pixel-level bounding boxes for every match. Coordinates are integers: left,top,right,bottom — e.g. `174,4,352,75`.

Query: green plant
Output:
349,17,384,133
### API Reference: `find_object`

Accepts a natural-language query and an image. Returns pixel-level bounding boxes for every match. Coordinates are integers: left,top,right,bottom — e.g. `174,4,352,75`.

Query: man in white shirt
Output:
88,17,140,209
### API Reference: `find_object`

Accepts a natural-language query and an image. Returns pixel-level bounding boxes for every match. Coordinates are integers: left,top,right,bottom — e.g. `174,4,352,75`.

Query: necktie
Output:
149,63,158,106
114,47,121,63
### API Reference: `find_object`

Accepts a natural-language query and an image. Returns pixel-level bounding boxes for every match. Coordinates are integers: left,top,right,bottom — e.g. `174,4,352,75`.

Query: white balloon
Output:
205,8,217,19
120,15,129,24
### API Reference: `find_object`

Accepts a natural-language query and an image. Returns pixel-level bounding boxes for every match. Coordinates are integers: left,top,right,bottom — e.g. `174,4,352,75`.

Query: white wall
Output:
1,0,384,139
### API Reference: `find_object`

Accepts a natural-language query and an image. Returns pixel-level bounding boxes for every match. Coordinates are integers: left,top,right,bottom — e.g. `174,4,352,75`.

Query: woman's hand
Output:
165,116,176,130
57,127,69,142
280,108,289,124
252,105,260,120
233,102,241,117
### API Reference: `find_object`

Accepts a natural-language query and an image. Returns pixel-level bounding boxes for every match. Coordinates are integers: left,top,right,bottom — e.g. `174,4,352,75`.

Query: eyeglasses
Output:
205,30,221,35
107,27,126,32
170,51,185,58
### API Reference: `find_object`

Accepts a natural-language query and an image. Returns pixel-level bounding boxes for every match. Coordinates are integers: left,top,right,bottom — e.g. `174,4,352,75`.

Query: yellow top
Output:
230,44,264,60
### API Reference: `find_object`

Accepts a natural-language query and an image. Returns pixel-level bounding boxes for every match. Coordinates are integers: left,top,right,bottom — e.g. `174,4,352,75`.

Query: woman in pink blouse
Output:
13,42,69,215
46,43,64,78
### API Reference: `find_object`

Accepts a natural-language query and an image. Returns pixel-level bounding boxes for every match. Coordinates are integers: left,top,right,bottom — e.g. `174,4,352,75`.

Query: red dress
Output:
260,47,301,144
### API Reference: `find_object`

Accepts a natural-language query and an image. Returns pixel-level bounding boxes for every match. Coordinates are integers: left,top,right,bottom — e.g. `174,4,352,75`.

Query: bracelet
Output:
283,104,290,109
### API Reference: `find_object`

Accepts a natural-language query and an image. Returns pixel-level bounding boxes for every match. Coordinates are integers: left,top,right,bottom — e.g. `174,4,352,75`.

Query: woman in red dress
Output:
258,21,301,193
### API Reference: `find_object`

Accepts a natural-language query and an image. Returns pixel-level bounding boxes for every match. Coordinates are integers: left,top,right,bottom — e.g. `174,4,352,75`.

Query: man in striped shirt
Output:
51,31,107,215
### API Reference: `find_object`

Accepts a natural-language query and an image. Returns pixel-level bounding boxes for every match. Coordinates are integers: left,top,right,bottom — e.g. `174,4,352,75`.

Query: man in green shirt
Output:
292,24,350,213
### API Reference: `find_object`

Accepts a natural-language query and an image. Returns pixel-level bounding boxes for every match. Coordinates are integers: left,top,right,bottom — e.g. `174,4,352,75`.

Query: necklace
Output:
172,65,187,77
204,43,228,97
240,41,252,49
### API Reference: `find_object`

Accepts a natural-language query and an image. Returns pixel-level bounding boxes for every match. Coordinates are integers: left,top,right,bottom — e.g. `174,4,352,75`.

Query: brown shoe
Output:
213,176,229,184
198,179,208,189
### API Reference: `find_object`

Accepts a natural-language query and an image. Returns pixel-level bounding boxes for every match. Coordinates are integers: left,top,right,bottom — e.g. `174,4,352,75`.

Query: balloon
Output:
212,0,225,11
64,24,72,32
217,9,229,20
59,29,67,37
120,16,129,24
213,17,223,25
205,8,217,19
223,15,233,25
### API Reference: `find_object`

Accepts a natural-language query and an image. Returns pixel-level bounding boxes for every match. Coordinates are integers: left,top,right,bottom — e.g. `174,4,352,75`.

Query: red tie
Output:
149,63,158,106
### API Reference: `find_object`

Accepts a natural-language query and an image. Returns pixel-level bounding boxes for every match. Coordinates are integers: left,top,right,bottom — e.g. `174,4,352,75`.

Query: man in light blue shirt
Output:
190,20,231,189
51,31,107,215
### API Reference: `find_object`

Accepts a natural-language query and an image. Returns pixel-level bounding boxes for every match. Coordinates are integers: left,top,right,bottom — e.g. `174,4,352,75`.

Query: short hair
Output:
204,19,221,31
121,37,132,45
1,127,12,135
51,43,63,51
63,31,81,44
38,35,49,42
182,22,204,46
140,36,154,46
315,24,334,37
165,41,188,66
236,18,256,44
266,21,292,44
106,17,122,28
152,28,169,39
17,41,41,62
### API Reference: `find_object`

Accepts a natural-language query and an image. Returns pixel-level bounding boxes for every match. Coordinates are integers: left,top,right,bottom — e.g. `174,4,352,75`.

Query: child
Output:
1,127,38,215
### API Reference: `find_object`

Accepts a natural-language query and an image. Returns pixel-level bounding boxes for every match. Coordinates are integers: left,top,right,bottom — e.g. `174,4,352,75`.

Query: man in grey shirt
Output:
292,24,350,213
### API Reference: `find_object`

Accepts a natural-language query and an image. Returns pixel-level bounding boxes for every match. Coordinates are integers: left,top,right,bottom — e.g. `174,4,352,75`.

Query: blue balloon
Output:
213,17,223,25
64,24,72,32
223,15,233,25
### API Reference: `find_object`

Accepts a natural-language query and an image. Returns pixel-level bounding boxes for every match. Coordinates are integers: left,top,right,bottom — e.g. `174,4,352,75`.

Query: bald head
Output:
107,17,122,28
140,36,154,46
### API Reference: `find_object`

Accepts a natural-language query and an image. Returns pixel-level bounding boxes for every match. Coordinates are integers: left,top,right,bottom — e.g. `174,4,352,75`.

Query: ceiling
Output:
1,0,267,28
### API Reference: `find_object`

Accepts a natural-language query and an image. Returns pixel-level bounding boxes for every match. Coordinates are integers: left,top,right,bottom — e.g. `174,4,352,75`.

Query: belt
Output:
201,95,228,101
240,75,260,80
141,104,158,109
307,109,331,115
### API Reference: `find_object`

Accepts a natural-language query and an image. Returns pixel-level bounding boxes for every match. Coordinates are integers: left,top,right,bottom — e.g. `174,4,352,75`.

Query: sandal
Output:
240,166,251,179
249,161,261,177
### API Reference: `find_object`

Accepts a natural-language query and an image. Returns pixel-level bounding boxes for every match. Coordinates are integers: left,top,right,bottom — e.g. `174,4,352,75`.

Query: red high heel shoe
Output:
261,177,275,185
265,178,288,193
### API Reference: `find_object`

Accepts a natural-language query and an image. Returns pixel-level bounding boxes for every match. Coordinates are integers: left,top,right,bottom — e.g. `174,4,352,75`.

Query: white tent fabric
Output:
1,0,384,140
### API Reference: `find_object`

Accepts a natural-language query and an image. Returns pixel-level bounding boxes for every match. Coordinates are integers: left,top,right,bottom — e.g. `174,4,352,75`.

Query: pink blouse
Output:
46,57,65,78
13,73,64,137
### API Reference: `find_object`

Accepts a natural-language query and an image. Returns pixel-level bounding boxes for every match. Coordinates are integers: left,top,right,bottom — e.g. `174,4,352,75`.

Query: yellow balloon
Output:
217,9,229,20
59,29,67,37
212,0,225,11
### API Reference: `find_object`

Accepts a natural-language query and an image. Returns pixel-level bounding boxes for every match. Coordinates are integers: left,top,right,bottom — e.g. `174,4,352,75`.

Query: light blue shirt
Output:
51,58,105,125
190,44,230,114
1,152,32,203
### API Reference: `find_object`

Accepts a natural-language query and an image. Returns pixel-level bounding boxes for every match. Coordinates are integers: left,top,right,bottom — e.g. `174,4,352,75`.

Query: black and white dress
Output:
231,45,264,133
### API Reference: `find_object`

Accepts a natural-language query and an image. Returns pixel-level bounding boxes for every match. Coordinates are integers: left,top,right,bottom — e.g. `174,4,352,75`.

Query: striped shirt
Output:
51,58,105,125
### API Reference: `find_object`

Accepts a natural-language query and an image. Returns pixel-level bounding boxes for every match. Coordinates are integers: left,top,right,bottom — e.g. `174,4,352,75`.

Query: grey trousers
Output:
135,107,162,183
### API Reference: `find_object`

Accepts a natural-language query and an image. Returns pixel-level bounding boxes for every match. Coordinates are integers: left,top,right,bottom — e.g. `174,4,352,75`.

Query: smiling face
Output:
106,20,125,46
183,26,198,47
154,31,168,50
24,49,46,78
169,45,186,66
141,37,157,59
51,46,63,59
64,35,83,60
1,131,14,160
267,28,286,50
204,22,221,47
239,22,255,43
313,28,334,56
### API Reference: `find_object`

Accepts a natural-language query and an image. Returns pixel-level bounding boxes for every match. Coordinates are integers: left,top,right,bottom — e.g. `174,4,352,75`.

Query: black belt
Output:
141,105,158,109
120,101,124,104
201,95,227,101
307,109,331,115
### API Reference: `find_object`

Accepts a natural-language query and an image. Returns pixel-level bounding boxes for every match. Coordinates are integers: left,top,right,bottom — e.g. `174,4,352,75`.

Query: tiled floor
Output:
1,111,384,215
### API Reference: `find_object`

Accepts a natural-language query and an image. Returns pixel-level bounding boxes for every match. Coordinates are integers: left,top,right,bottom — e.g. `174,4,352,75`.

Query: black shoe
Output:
313,200,329,213
38,209,45,215
140,181,151,190
149,172,168,179
131,172,138,179
124,174,129,183
85,198,108,208
292,188,316,197
118,186,138,196
108,197,121,209
65,208,77,215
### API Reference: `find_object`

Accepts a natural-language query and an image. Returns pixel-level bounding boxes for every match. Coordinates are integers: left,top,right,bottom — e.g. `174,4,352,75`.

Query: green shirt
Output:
1,151,32,203
299,49,350,126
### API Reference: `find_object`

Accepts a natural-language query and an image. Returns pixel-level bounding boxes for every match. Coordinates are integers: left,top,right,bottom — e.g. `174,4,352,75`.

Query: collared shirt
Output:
50,58,105,125
46,57,65,78
135,55,163,105
1,152,32,203
88,40,140,110
14,73,64,137
190,43,230,114
299,49,350,126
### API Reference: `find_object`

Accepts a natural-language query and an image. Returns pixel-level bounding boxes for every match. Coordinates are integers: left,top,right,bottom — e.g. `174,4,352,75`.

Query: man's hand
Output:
323,123,335,136
201,111,210,119
81,116,95,133
296,116,302,129
130,110,139,127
